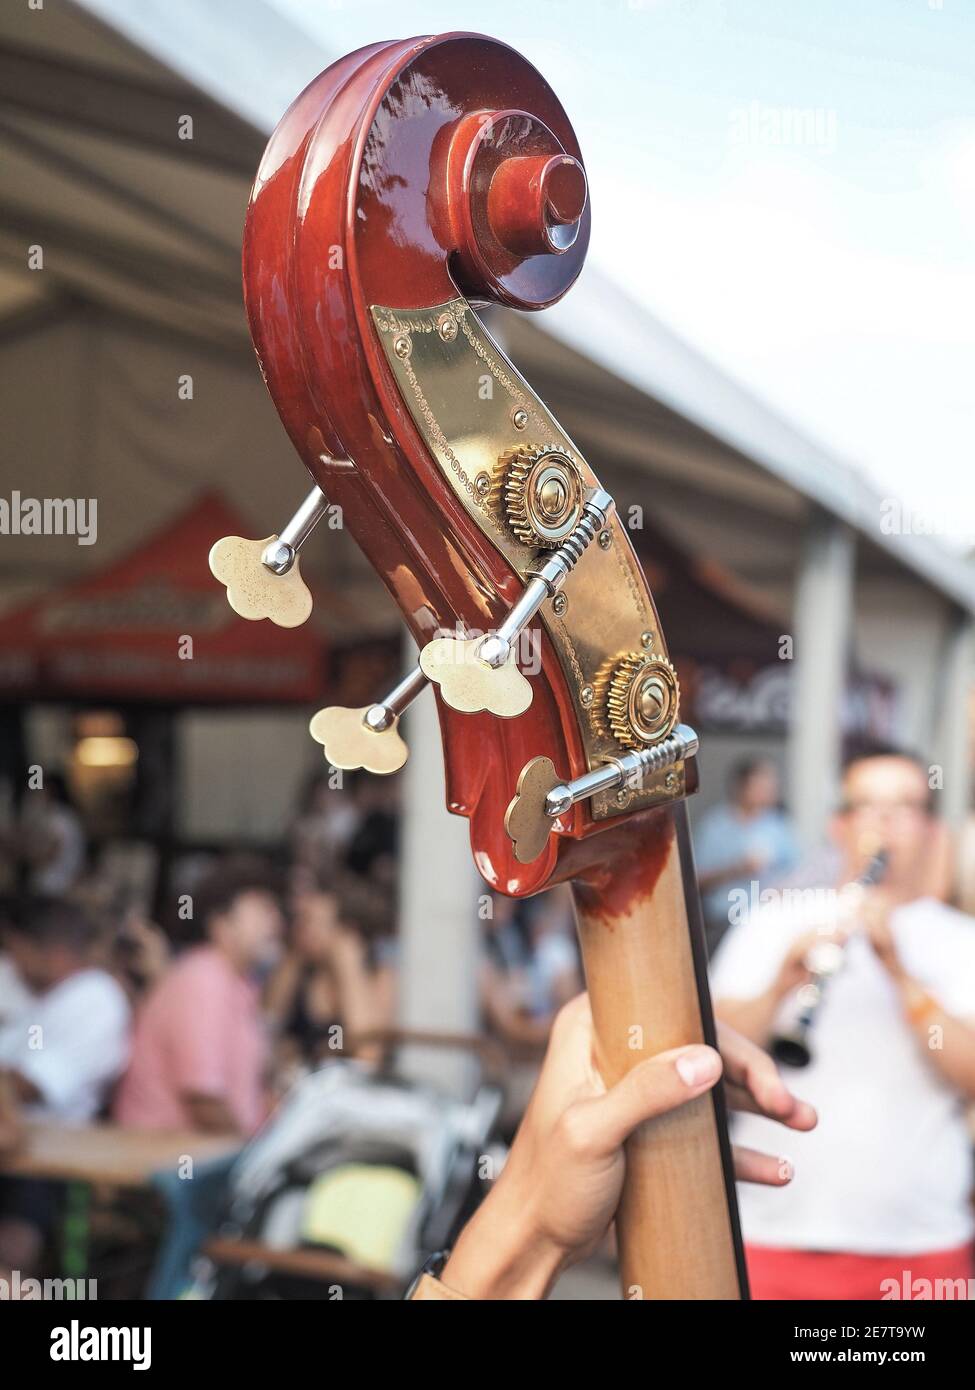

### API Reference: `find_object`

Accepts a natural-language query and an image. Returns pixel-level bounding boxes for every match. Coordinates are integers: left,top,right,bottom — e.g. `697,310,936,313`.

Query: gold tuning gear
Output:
501,444,584,548
605,653,680,749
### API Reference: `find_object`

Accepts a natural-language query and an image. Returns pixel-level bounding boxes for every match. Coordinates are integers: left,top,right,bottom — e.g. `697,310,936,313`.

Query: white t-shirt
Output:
710,896,975,1255
0,968,131,1123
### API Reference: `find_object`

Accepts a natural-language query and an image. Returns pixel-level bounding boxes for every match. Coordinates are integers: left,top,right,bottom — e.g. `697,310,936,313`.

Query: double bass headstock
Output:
209,32,698,896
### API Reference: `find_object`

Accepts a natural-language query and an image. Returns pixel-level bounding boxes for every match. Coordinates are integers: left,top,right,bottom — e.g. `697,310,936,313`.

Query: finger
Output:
718,1024,817,1130
583,1045,723,1155
725,1079,818,1132
733,1146,795,1186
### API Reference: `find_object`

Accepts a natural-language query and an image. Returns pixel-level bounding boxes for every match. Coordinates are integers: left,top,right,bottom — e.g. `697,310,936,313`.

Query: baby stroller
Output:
190,1031,505,1300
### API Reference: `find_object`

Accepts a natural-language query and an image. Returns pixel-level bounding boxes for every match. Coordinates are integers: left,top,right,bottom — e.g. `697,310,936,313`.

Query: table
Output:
0,1121,240,1187
0,1122,241,1282
203,1236,399,1295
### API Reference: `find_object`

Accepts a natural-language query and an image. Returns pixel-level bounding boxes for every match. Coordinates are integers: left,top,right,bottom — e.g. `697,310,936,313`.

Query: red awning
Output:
0,493,328,703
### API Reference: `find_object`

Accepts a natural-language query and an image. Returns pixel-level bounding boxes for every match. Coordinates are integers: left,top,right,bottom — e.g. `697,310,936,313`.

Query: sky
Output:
269,0,975,551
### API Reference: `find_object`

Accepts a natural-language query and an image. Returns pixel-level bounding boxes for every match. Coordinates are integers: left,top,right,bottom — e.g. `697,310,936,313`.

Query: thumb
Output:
585,1045,723,1156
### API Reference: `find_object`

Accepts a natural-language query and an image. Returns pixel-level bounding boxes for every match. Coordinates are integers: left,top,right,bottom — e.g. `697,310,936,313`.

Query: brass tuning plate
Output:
371,297,685,821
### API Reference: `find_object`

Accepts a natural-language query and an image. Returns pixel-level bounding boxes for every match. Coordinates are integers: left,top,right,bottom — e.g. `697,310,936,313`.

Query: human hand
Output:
441,994,816,1298
772,928,838,998
860,889,903,979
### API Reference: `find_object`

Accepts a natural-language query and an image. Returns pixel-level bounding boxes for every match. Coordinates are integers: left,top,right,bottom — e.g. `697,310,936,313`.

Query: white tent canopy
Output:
2,0,971,834
1,0,970,610
3,0,971,1049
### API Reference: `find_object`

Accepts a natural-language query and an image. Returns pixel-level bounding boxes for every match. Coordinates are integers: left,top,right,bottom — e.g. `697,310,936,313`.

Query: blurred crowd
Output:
0,766,582,1284
1,745,974,1302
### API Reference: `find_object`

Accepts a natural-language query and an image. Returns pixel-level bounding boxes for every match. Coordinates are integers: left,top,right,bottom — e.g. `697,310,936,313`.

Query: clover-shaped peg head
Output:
504,756,562,864
419,635,532,718
309,705,408,775
208,535,312,629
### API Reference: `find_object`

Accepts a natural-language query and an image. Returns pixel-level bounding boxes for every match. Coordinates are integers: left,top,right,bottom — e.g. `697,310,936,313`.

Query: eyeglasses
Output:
840,800,930,817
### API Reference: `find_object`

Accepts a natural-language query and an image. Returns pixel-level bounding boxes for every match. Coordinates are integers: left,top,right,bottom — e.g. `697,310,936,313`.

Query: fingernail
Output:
778,1157,794,1182
675,1048,720,1088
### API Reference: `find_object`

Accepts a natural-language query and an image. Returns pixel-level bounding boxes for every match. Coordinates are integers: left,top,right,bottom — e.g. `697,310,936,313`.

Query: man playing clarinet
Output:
712,745,975,1299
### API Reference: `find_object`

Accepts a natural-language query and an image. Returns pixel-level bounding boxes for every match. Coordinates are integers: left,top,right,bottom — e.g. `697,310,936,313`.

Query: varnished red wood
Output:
242,32,747,1300
570,809,744,1299
243,33,602,895
554,803,748,1297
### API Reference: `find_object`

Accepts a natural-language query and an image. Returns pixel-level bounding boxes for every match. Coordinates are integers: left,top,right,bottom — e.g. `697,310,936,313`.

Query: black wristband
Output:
403,1249,451,1300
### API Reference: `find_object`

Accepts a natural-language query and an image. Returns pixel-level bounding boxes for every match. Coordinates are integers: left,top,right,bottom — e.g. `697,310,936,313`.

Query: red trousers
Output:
746,1242,974,1300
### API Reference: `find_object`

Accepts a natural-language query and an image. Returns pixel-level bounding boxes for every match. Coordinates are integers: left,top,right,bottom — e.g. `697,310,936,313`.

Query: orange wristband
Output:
904,989,939,1027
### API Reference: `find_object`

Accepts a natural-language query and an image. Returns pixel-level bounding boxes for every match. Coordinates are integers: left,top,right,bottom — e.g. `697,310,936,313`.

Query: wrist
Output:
899,976,938,1026
440,1174,567,1300
767,972,794,1008
895,970,918,1000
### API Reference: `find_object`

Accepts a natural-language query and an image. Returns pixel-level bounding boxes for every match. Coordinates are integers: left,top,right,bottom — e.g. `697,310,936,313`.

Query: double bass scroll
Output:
214,31,747,1300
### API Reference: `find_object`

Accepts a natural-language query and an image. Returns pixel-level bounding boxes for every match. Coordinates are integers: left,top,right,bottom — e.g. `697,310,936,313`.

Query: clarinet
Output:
770,848,889,1068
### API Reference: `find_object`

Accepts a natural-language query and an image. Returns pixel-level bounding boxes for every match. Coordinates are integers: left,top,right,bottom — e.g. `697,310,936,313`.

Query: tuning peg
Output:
419,487,614,716
504,724,699,864
309,666,428,774
418,634,532,718
209,483,334,628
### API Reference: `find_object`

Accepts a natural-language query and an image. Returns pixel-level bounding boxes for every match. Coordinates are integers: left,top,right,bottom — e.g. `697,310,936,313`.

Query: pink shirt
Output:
115,945,267,1135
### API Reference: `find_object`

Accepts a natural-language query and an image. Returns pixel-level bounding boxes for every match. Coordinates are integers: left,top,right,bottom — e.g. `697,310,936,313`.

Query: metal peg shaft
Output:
261,484,333,575
545,724,699,816
505,724,699,864
362,665,429,732
479,487,615,669
420,487,615,717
